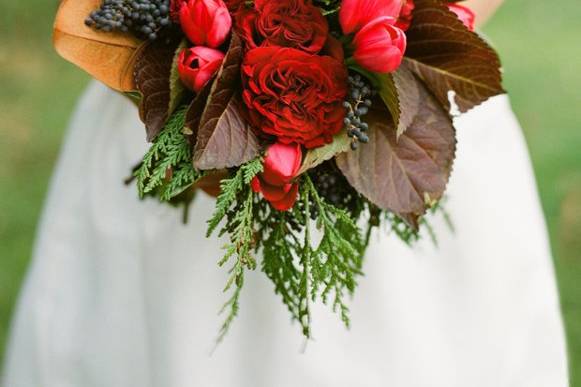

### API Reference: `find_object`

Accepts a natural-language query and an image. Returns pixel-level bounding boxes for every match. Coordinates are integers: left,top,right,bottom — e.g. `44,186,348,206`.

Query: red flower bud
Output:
352,17,406,73
251,142,302,211
448,3,476,31
339,0,403,34
177,46,225,92
395,0,414,31
179,0,232,48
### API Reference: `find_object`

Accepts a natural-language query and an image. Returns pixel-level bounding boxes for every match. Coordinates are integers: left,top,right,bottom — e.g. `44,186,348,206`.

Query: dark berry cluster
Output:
309,161,362,216
85,0,172,40
343,74,375,151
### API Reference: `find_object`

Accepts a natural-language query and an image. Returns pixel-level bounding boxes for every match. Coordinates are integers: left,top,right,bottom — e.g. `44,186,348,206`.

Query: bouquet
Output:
53,0,503,340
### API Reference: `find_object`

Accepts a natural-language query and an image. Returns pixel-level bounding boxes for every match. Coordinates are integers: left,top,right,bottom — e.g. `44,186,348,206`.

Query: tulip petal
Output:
270,183,300,211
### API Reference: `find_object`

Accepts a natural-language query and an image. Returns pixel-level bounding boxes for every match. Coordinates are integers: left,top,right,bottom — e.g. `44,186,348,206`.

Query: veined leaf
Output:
53,0,142,91
193,95,260,170
297,132,351,175
376,65,420,138
336,78,456,225
134,34,182,141
193,33,260,170
404,0,504,113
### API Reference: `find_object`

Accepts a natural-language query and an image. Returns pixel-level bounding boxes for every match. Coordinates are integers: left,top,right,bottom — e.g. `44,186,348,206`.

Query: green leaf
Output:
135,106,203,200
168,39,188,117
297,131,351,175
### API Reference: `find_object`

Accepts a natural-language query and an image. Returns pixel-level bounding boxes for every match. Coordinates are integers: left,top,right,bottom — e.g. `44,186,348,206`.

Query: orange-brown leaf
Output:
53,0,142,91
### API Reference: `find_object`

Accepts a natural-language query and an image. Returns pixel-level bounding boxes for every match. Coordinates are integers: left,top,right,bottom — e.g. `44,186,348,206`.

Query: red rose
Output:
177,46,225,92
179,0,232,48
236,0,329,54
242,47,348,149
352,16,406,73
251,142,302,211
395,0,414,30
448,3,476,31
339,0,403,34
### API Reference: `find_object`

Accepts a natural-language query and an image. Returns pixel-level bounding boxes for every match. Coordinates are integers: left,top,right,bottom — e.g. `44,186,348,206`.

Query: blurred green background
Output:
1,0,580,381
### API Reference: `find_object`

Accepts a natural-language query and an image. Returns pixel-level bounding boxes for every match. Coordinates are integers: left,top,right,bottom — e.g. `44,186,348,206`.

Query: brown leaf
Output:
377,66,420,137
404,0,504,113
336,79,456,220
193,94,260,170
193,33,259,170
184,81,213,139
53,0,142,91
134,34,182,141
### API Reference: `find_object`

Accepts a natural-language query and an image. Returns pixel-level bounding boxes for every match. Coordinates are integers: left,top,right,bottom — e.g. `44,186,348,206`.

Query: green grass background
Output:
1,0,580,380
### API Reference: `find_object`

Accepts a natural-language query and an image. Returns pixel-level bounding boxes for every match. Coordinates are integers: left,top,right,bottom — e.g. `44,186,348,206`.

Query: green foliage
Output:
257,175,367,337
206,158,264,343
135,106,203,201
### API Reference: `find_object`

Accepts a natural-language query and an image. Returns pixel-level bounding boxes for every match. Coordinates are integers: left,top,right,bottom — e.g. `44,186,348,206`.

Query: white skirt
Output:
2,81,569,387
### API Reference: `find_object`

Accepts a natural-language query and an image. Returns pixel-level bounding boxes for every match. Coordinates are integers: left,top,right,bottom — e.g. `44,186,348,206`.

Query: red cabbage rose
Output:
177,46,224,92
251,142,302,211
352,16,406,73
448,3,476,31
339,0,403,34
179,0,232,48
236,0,329,54
242,47,348,149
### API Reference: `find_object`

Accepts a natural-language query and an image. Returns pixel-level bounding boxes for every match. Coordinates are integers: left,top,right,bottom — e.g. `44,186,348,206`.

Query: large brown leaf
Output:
134,35,182,141
53,0,142,91
193,94,260,170
193,33,259,170
336,79,456,221
404,0,504,113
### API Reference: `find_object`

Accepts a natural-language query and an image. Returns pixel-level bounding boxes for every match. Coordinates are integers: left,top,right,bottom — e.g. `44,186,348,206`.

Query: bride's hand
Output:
462,0,505,27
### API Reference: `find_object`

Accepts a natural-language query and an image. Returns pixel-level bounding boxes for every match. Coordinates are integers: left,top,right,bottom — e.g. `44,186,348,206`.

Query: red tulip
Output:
395,0,414,31
177,46,224,92
352,17,406,73
179,0,232,48
448,3,476,31
339,0,403,34
251,142,302,211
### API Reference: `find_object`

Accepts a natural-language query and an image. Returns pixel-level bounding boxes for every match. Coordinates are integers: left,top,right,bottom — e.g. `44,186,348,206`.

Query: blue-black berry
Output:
342,75,375,150
85,0,173,41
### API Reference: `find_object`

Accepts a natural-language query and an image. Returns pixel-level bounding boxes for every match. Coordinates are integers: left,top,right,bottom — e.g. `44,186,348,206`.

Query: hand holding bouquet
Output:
54,0,503,340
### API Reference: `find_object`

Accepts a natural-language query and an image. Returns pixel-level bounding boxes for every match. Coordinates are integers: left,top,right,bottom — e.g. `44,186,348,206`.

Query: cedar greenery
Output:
135,106,203,202
131,109,450,341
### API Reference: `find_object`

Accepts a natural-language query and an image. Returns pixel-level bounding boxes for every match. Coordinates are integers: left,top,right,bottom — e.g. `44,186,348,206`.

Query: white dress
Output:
2,81,569,387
